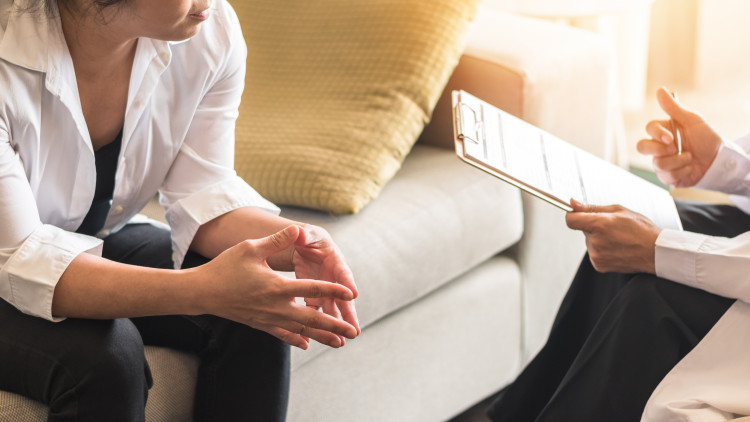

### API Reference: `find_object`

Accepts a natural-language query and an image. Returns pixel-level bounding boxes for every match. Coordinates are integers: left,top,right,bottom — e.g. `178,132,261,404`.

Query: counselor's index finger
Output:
283,279,354,301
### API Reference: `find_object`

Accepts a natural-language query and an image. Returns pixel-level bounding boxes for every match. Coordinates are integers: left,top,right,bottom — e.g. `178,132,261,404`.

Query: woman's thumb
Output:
257,225,299,256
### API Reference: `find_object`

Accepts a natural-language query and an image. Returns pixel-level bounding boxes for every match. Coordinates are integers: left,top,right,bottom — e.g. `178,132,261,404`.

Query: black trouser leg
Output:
104,224,290,422
130,313,290,422
0,301,151,422
488,201,750,421
0,223,289,422
487,259,632,421
536,272,732,421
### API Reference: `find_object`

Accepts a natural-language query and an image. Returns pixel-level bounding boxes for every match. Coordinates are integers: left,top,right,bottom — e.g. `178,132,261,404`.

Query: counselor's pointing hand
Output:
637,87,722,188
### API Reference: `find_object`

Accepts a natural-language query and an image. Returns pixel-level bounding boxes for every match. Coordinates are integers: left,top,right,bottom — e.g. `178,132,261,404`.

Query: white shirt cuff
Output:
0,225,103,321
695,141,750,194
655,229,708,288
164,176,280,268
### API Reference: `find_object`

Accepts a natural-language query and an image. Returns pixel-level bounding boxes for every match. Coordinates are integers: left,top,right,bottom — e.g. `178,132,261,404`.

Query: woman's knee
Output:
207,316,286,351
48,318,152,419
78,318,150,384
198,316,290,374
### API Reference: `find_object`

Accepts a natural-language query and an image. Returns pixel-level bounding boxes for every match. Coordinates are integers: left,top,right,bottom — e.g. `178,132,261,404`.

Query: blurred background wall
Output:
480,0,750,171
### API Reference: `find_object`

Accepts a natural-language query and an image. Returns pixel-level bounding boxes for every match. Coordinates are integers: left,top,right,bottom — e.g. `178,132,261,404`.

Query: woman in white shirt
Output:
487,87,750,421
0,0,360,420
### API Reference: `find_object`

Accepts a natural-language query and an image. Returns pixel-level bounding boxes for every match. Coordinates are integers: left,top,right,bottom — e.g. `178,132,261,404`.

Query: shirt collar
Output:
0,0,53,72
0,1,175,75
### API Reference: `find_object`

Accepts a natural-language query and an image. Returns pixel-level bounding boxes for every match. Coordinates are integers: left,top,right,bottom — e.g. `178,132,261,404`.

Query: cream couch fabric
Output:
0,6,614,421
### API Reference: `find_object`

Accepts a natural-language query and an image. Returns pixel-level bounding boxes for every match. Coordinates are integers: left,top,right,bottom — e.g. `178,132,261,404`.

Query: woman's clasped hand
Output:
194,224,360,350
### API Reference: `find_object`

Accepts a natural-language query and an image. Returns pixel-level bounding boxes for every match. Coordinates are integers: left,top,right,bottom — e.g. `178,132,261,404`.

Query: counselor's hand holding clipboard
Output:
452,90,683,231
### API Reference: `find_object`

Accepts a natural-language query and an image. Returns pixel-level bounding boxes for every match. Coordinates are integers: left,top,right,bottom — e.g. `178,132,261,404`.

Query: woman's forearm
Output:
51,252,206,320
190,207,299,271
51,233,358,348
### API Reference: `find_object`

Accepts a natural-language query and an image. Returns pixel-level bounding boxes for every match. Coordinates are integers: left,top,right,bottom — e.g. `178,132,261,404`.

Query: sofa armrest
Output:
419,7,615,364
419,6,615,160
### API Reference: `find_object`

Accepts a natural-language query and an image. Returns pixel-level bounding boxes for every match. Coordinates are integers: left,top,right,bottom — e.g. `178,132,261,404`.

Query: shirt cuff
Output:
695,141,750,194
163,176,280,268
0,225,103,322
655,229,709,287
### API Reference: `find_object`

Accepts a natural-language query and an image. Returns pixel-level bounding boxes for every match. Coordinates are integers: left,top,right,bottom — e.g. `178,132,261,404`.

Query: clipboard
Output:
453,91,574,212
452,90,683,231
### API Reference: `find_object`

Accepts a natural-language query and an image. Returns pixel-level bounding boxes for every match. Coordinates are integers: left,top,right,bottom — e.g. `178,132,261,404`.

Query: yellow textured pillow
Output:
233,0,480,213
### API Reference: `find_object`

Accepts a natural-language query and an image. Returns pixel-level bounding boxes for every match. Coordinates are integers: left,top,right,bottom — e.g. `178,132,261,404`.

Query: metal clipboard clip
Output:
456,102,484,145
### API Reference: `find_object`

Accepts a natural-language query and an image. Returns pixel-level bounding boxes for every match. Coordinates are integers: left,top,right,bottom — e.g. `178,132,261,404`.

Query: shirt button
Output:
98,229,111,237
725,159,737,170
171,252,178,263
111,205,124,215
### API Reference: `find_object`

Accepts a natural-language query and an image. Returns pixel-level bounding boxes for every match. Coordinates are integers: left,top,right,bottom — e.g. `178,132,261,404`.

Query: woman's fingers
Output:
316,298,340,320
264,277,359,345
304,299,347,345
272,309,350,347
265,326,310,350
321,300,346,344
272,278,355,340
333,262,359,298
279,302,357,339
264,318,346,350
295,324,344,348
259,305,351,349
336,300,360,335
208,236,360,350
283,279,354,301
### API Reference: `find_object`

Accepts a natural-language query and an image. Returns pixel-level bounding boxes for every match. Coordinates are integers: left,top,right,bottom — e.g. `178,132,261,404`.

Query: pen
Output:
670,92,682,155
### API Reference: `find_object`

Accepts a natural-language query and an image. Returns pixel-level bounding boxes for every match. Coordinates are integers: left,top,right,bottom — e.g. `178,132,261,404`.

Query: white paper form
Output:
454,90,682,231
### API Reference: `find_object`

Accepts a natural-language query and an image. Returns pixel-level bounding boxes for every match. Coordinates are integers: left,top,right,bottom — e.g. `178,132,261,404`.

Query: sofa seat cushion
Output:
289,255,522,421
279,144,523,366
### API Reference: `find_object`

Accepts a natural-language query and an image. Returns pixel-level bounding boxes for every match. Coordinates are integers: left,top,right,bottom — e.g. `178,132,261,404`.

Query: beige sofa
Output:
0,6,615,422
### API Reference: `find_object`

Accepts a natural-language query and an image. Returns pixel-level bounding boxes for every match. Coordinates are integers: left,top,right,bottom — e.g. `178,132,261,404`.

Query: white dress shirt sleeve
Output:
159,10,279,269
654,133,750,302
695,133,750,200
655,227,750,303
0,117,102,322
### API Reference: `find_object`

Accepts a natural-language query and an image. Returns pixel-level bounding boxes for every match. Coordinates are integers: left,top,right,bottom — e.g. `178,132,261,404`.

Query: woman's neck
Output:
58,2,137,80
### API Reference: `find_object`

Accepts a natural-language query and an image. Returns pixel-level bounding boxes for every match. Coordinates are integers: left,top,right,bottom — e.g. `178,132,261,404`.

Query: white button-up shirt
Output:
0,0,278,321
644,133,750,420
